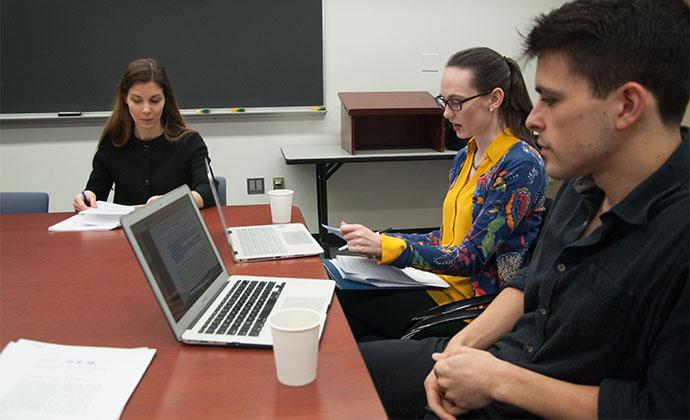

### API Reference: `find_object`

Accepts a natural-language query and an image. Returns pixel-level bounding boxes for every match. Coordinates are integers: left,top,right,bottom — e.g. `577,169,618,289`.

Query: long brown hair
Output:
100,58,191,147
446,47,537,147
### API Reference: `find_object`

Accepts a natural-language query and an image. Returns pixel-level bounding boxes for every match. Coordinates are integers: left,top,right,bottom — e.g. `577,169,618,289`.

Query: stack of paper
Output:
329,255,449,288
49,201,135,232
0,339,155,419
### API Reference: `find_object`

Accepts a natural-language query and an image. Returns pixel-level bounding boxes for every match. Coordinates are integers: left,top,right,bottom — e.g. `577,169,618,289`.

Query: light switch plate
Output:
421,53,439,72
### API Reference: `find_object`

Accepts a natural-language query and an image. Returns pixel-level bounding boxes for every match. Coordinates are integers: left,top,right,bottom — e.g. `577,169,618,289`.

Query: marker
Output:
196,108,210,114
311,106,326,111
338,227,393,252
58,111,82,117
81,191,91,207
230,108,245,113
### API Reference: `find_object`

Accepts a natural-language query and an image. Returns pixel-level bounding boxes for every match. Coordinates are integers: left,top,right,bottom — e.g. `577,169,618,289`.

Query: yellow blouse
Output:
380,130,520,305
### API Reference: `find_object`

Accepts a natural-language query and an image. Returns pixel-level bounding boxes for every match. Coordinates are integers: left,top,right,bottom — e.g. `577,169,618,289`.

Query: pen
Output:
81,191,90,207
338,227,392,252
196,108,210,114
230,108,245,113
311,106,326,111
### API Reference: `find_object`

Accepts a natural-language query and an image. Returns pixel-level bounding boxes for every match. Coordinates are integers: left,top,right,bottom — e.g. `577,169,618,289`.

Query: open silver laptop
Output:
205,160,324,262
121,185,335,347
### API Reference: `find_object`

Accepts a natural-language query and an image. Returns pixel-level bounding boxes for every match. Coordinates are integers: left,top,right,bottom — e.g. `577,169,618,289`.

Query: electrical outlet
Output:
272,177,285,190
247,177,265,194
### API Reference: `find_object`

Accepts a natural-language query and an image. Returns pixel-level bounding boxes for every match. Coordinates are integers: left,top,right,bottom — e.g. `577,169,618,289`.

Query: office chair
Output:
401,197,553,340
214,176,227,206
0,192,49,215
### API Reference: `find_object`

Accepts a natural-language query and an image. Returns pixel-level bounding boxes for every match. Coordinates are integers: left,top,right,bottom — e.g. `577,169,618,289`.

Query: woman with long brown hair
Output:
73,58,214,210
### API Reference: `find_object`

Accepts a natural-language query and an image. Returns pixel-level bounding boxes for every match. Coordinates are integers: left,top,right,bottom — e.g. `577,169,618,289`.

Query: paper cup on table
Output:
269,307,322,386
268,189,294,224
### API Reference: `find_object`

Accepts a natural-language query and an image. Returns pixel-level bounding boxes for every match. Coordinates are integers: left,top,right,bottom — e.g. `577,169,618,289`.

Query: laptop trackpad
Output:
281,231,313,245
281,297,326,312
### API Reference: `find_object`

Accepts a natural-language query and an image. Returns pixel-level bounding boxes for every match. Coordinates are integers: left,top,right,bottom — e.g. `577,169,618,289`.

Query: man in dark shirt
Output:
358,0,689,418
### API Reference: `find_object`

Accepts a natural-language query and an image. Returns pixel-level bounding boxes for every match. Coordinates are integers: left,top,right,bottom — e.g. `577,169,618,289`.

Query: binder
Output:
322,258,447,291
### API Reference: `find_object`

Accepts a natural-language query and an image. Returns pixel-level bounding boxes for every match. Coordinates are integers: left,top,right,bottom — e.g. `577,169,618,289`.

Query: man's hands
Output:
425,368,466,420
424,347,506,419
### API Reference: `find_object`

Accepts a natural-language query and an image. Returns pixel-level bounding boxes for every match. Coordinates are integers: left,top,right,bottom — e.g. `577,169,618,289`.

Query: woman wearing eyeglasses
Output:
339,47,548,341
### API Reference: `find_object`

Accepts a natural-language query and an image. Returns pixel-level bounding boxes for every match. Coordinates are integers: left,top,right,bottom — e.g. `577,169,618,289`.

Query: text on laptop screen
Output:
130,195,223,321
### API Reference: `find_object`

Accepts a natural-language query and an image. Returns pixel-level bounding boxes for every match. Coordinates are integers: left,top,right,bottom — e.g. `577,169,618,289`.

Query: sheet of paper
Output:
400,266,449,288
81,201,135,216
0,339,155,420
48,201,135,232
320,224,345,240
327,258,404,287
333,256,448,288
48,215,121,232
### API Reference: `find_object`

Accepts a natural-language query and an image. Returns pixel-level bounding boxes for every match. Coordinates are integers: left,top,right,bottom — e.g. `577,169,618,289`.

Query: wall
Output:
0,0,566,232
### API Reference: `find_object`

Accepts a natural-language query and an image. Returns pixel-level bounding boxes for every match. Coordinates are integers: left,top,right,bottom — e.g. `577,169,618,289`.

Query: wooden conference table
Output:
0,205,386,419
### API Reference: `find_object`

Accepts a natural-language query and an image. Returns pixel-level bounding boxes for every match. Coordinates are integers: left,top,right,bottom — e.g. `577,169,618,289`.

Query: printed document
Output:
332,255,448,288
48,201,135,232
0,339,155,419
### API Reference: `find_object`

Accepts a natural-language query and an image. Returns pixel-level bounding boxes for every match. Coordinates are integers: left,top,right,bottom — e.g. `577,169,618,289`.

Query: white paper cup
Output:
268,307,322,386
268,189,294,224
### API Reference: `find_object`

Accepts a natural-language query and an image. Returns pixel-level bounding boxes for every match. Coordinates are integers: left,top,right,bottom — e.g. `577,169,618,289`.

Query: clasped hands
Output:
424,346,504,420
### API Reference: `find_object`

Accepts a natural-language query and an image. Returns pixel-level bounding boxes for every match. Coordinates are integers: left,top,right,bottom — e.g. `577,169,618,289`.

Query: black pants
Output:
360,338,517,419
359,338,448,419
336,288,438,341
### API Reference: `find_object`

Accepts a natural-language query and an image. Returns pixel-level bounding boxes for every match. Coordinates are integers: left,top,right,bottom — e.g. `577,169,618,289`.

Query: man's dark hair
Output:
524,0,689,125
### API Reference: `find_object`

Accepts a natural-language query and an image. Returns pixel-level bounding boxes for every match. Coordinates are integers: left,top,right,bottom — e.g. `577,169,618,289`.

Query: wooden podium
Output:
338,91,445,154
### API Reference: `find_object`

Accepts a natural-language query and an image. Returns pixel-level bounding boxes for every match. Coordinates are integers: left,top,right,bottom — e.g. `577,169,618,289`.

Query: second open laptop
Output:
120,185,335,347
205,160,324,262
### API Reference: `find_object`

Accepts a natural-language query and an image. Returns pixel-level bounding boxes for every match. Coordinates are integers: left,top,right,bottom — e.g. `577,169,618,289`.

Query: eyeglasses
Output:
435,89,492,111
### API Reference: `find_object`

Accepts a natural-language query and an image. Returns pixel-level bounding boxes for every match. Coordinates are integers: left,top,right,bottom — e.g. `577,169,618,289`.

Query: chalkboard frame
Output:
0,0,324,121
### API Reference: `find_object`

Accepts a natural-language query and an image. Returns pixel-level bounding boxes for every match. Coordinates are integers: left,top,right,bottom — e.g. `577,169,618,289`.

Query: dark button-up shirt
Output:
85,131,214,207
489,138,689,418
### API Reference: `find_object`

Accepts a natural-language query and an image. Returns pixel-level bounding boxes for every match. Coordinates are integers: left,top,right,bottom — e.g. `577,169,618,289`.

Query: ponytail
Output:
503,57,537,148
446,48,538,149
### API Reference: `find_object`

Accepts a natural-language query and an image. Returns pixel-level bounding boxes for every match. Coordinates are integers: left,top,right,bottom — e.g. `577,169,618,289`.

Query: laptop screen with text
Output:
129,194,223,321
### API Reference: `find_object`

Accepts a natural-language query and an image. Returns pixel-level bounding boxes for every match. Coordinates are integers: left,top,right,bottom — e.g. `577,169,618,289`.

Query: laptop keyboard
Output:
199,279,285,337
237,227,288,256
